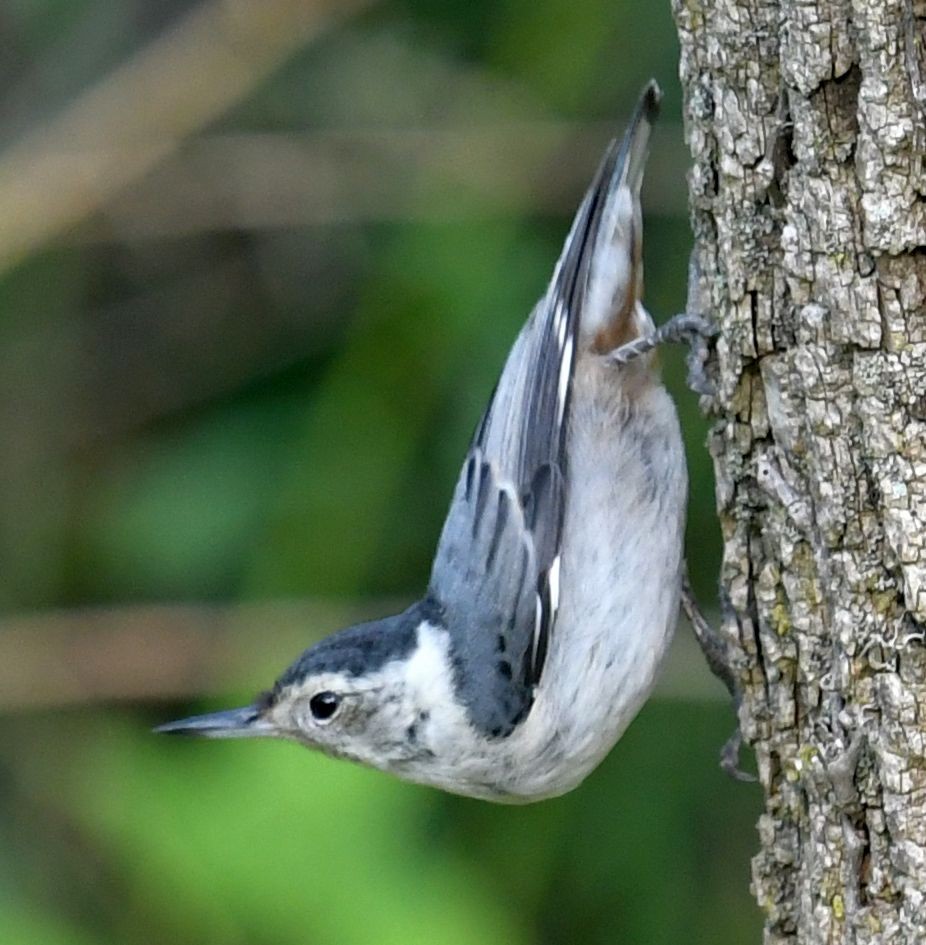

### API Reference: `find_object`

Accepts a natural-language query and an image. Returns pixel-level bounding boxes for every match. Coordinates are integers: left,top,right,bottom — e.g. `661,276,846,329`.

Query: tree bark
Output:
672,1,926,941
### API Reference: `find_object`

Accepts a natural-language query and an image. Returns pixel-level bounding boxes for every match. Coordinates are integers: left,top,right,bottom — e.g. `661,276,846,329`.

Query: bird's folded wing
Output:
428,83,661,738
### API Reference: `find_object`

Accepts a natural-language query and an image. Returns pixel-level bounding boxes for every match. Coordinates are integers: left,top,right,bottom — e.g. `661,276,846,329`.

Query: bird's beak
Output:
154,704,274,739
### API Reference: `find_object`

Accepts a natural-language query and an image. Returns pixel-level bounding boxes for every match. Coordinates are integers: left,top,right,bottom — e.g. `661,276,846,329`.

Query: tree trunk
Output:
672,1,926,942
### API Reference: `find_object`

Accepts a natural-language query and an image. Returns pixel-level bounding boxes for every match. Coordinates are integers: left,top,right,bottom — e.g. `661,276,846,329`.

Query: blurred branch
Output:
0,601,723,712
0,0,375,274
0,599,373,711
85,122,688,240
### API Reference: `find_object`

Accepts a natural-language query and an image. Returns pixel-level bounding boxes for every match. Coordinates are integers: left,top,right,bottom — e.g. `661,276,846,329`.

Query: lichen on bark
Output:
672,0,926,941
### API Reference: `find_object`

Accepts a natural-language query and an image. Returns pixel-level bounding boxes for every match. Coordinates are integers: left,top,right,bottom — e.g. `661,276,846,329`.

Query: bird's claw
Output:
607,312,717,397
720,727,756,783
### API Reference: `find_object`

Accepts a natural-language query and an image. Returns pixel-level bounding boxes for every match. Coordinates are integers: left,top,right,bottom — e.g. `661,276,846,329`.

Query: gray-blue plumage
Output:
272,601,434,691
426,87,660,738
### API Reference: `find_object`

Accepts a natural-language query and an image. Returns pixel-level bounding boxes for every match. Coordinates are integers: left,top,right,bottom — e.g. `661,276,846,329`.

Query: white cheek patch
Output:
398,622,477,754
403,623,460,711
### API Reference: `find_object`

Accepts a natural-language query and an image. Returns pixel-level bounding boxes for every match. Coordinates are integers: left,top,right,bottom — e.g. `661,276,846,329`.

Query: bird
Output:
156,80,696,803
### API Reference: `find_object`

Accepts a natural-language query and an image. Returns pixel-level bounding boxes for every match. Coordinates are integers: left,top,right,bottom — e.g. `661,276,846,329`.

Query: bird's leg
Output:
681,569,735,697
605,312,717,396
606,249,717,396
681,568,755,782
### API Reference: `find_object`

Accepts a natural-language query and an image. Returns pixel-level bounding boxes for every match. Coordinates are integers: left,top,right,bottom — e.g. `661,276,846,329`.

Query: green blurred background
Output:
0,1,761,942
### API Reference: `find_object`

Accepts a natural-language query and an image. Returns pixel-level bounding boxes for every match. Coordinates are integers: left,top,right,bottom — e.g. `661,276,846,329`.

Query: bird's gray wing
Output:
428,83,660,738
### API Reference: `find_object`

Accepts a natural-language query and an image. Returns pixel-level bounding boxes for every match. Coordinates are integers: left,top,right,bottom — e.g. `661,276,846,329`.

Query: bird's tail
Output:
558,80,660,354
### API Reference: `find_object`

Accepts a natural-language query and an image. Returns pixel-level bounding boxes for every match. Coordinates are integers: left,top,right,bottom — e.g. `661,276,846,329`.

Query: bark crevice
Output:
673,0,926,940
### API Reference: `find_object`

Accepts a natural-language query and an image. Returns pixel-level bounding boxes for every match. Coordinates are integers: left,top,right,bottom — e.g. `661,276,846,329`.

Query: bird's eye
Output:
309,691,340,721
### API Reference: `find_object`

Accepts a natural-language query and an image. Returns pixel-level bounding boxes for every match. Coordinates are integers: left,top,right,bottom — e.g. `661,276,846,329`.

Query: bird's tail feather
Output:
567,80,660,353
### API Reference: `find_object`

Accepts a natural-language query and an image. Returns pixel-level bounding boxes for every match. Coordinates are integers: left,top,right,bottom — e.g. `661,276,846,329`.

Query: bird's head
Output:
156,602,471,777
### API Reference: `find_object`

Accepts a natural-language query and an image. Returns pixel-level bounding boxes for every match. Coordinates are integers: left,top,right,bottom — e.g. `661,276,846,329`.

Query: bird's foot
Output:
606,313,716,396
681,568,755,782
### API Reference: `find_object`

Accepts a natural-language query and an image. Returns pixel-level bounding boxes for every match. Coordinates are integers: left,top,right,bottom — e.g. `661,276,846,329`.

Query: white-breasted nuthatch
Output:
157,81,703,802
